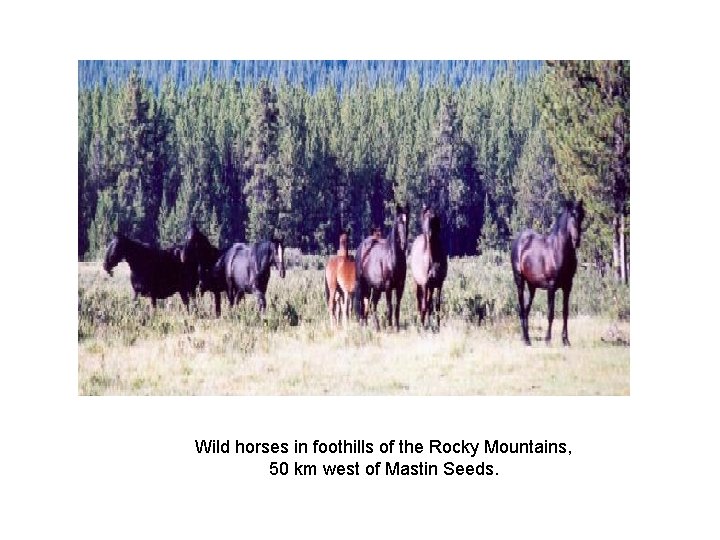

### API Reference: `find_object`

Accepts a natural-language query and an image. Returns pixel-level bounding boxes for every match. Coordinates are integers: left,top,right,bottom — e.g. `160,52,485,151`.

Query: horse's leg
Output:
226,278,235,307
526,285,536,316
422,286,429,328
338,290,345,327
362,296,370,326
415,285,424,326
181,291,190,312
344,292,352,327
394,282,405,332
545,287,556,345
427,287,435,329
335,291,343,326
256,291,267,313
385,289,393,330
561,284,572,346
151,297,157,310
354,280,365,324
434,284,443,328
327,285,336,326
214,291,221,317
515,277,530,345
371,288,382,331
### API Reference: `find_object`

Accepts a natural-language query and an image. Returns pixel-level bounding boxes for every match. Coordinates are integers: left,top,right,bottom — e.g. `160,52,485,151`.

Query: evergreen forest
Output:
78,60,629,281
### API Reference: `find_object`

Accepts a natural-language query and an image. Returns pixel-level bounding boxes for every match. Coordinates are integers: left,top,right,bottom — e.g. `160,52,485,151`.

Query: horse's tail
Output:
324,273,330,305
510,237,520,276
354,279,365,320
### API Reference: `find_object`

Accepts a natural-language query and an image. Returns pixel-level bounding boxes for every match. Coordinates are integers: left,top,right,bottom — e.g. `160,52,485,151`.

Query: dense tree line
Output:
78,61,629,281
79,60,543,94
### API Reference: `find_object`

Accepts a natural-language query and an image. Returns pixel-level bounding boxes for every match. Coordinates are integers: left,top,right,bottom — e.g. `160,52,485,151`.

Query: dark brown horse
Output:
410,206,447,327
325,232,356,327
180,223,227,317
354,205,409,331
103,233,195,309
510,200,585,346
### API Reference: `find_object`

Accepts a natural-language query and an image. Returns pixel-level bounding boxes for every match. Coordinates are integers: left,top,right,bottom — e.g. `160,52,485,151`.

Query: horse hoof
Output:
523,338,531,346
563,339,571,347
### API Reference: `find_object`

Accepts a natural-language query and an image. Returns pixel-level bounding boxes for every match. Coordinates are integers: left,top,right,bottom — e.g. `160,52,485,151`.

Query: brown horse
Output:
410,206,447,327
324,232,356,326
354,205,409,331
510,200,585,346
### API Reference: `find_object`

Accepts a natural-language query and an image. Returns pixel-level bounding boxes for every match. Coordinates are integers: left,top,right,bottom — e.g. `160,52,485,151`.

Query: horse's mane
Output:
550,204,573,237
121,236,166,257
338,233,349,256
428,215,443,252
252,240,276,268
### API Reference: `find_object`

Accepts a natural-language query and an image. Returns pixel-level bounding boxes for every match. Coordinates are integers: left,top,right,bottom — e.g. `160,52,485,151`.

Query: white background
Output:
2,1,719,538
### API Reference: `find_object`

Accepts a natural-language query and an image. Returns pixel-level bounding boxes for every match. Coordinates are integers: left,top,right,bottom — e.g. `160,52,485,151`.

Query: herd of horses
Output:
102,200,585,345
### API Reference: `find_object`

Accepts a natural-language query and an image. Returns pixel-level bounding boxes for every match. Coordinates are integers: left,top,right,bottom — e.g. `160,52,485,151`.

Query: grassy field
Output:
78,254,629,396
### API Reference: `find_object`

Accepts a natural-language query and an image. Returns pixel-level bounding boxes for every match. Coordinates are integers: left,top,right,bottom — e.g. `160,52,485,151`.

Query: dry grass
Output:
79,261,629,396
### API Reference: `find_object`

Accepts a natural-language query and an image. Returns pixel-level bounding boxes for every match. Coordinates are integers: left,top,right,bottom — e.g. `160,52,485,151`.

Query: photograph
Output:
77,60,630,396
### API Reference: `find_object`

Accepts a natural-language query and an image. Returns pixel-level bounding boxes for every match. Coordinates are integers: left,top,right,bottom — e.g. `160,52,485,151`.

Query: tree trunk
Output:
612,215,621,281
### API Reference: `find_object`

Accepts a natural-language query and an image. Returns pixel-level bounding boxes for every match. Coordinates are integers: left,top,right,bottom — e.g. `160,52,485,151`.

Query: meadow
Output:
78,253,629,396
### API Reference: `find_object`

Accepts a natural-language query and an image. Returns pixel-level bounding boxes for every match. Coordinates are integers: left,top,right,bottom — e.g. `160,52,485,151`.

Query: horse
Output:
410,206,447,328
224,238,286,313
354,204,409,331
103,233,195,309
324,232,356,327
180,223,228,317
510,200,585,346
170,243,199,301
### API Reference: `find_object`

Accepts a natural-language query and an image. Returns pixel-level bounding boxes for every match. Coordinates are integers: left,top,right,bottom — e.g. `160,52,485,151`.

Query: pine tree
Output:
244,79,280,242
87,189,118,259
484,69,517,251
511,125,559,233
427,89,456,216
426,89,477,254
114,69,162,243
540,60,630,280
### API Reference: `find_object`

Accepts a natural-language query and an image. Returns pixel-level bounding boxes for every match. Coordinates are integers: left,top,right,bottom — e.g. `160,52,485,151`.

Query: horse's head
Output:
272,237,286,278
180,222,204,264
395,204,409,251
420,205,436,238
103,234,124,276
338,232,349,255
567,200,585,248
429,212,441,242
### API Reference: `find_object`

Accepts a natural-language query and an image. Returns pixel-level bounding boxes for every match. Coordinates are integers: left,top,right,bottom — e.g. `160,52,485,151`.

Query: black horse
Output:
354,204,409,331
224,239,286,312
180,223,229,317
510,200,585,346
103,233,196,309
